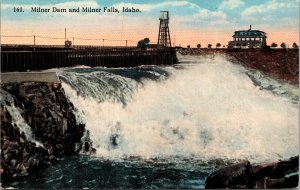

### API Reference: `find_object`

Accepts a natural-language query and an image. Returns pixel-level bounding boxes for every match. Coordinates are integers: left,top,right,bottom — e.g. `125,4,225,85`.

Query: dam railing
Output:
1,45,178,72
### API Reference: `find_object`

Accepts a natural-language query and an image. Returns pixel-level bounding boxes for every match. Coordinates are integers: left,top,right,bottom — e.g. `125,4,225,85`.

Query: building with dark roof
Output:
228,25,267,49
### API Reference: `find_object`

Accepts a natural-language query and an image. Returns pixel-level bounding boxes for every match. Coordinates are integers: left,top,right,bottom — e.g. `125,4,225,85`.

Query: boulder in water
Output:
205,161,252,188
205,156,299,189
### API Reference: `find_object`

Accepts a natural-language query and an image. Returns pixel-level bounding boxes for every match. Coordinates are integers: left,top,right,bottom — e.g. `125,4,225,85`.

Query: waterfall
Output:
60,55,299,162
0,89,43,147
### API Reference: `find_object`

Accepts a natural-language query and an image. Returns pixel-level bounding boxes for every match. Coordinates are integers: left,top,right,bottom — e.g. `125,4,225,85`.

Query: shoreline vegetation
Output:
177,48,299,86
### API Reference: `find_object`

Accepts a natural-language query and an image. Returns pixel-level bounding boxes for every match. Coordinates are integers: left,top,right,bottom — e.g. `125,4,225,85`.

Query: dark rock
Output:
205,156,299,189
110,134,120,148
32,97,42,105
80,130,95,154
10,159,17,168
84,141,90,152
282,173,299,188
49,155,56,162
1,82,86,184
61,118,68,135
56,144,64,150
205,161,252,188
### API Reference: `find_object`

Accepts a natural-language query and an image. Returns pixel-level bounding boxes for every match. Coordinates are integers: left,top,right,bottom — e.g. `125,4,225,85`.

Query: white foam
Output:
62,55,299,162
0,90,43,147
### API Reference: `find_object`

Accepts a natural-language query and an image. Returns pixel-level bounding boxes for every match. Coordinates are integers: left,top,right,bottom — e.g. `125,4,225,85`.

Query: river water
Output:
5,55,299,188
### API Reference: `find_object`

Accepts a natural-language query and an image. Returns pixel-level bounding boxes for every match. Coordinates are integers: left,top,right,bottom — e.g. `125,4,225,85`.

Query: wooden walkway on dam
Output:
1,45,178,72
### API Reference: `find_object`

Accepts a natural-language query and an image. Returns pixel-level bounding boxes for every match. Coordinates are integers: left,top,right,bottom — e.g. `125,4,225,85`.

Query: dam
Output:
1,45,178,72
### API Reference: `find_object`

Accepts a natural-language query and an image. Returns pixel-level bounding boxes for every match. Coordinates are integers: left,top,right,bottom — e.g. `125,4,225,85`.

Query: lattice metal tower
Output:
157,11,171,47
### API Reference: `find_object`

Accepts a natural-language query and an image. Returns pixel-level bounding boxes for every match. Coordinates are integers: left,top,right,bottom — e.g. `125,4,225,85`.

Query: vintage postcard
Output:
1,0,299,189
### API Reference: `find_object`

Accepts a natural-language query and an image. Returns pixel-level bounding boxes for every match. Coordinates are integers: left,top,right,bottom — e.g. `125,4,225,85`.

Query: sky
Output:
1,0,299,47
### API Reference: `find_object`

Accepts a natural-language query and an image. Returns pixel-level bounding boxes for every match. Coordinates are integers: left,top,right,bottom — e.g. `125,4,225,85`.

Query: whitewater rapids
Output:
59,55,299,163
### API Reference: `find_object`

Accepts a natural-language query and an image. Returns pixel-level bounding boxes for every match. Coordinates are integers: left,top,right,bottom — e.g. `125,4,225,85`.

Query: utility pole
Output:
126,40,127,48
173,35,175,47
103,39,104,47
65,28,66,42
33,35,36,46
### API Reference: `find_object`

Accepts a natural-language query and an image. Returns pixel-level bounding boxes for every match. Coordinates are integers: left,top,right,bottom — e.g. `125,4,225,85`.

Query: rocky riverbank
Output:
205,156,299,188
227,49,299,85
177,48,299,85
1,82,86,184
